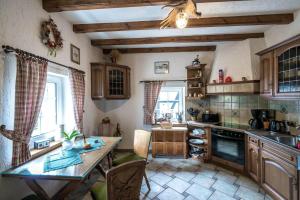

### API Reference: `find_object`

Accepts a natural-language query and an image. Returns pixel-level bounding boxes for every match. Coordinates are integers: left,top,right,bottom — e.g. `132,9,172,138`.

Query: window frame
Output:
31,73,65,142
154,86,185,122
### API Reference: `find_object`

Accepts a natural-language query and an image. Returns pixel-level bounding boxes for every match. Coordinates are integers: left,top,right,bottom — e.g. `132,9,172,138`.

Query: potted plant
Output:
62,130,79,150
187,108,200,121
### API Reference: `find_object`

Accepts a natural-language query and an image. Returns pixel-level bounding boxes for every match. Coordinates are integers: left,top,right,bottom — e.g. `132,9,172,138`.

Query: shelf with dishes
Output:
186,62,206,99
188,128,209,162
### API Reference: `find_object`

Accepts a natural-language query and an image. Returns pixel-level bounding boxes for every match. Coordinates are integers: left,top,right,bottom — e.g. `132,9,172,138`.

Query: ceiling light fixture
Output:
161,0,201,29
176,10,188,29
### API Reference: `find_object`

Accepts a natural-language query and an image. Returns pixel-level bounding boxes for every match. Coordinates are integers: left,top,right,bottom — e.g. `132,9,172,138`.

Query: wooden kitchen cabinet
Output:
260,142,298,200
260,51,274,97
247,137,260,182
91,63,105,99
152,127,188,158
274,38,300,98
257,34,300,99
91,63,130,100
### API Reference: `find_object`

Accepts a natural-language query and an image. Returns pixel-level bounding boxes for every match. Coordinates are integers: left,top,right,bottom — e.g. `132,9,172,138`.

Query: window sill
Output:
30,140,62,160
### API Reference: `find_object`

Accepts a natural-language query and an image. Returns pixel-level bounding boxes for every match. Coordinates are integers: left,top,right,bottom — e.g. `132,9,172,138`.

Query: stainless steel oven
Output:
212,128,245,165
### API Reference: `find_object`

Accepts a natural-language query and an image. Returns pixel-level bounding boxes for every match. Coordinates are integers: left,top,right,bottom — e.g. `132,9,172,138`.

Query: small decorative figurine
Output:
192,55,200,66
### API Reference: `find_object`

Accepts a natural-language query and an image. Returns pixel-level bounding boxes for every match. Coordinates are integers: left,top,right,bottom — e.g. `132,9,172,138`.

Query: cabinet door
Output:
261,150,298,200
91,64,105,99
260,51,274,97
105,66,127,99
274,39,300,98
125,68,131,99
247,142,260,182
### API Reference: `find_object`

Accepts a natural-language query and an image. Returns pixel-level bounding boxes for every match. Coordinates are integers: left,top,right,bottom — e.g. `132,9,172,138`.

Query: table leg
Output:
107,152,112,169
51,181,80,200
96,164,106,177
24,179,50,200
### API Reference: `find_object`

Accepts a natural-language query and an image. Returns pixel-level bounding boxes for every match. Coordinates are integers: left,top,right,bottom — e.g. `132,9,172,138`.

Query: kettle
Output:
269,120,281,132
248,118,263,129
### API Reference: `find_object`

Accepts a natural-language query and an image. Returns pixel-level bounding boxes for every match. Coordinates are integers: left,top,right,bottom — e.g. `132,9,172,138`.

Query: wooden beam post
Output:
43,0,250,12
103,46,217,54
92,33,264,46
74,14,293,33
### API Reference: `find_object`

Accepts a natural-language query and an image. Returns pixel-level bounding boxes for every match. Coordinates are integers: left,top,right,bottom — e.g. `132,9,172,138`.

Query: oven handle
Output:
212,133,244,141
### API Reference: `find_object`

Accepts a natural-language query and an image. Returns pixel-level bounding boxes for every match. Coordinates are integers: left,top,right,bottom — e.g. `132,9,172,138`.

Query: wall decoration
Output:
41,18,63,56
154,61,169,74
70,44,80,64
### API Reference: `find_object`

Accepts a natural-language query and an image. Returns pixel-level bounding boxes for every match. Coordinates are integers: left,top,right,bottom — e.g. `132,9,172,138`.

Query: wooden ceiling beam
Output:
43,0,250,12
74,13,293,33
103,46,217,54
91,33,264,46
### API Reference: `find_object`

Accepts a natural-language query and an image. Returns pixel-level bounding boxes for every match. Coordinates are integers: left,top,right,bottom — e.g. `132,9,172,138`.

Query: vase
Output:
191,116,197,121
62,140,73,150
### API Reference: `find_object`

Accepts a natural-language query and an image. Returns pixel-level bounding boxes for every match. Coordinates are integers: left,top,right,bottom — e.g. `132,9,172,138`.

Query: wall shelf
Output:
206,80,260,95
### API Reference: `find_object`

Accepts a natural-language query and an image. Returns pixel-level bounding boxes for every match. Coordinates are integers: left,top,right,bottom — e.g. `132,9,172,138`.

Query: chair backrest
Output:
133,129,151,160
106,160,146,200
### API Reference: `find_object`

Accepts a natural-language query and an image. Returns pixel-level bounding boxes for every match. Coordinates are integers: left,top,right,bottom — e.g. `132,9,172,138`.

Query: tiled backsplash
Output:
209,95,300,125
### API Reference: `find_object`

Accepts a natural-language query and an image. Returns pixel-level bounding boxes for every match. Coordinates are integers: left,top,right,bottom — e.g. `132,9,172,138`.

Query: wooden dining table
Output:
2,136,122,200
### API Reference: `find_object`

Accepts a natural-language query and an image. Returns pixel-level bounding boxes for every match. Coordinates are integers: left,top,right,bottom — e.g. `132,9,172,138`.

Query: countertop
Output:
151,127,188,131
187,121,300,154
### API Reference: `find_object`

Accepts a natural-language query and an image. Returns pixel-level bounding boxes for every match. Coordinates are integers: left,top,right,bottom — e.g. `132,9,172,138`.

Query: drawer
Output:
248,136,259,146
261,141,297,166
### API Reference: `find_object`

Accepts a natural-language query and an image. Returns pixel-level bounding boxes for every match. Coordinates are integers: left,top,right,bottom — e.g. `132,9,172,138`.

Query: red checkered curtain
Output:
143,81,162,124
69,69,85,133
0,55,47,166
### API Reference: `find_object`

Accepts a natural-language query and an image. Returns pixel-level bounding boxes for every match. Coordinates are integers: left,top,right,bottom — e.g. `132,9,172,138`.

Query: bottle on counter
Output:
296,135,300,149
218,69,224,83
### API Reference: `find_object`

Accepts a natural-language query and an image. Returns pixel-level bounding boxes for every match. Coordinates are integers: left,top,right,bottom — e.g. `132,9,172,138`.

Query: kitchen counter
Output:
151,127,188,131
187,121,300,152
187,121,300,169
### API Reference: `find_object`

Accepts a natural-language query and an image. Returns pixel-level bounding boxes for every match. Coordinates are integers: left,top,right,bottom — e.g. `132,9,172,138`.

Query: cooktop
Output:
215,122,250,130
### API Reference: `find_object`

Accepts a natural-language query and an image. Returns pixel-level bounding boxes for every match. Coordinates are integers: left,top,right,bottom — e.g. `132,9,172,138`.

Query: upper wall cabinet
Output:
91,63,131,100
257,34,300,99
260,52,274,97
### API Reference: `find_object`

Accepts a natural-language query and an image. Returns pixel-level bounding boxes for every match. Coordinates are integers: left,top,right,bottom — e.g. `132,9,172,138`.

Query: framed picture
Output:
70,44,80,64
154,61,169,74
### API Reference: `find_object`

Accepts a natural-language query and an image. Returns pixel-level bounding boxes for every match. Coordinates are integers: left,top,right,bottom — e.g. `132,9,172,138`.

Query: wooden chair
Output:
91,160,146,200
112,130,151,190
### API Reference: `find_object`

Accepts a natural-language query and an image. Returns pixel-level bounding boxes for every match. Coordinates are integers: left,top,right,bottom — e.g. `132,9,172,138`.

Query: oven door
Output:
212,133,245,165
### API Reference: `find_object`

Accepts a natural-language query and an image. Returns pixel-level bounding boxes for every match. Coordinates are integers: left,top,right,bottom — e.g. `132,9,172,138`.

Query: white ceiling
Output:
60,0,300,48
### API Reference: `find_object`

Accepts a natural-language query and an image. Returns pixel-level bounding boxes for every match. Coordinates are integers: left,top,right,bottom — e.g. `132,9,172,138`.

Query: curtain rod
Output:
139,79,187,83
2,45,85,74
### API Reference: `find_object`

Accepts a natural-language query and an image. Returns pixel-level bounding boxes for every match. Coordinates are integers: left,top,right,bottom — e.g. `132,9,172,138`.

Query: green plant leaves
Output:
63,130,79,141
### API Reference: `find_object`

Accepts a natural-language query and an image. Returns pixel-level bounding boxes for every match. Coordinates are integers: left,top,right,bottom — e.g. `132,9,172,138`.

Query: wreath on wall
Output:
41,18,63,56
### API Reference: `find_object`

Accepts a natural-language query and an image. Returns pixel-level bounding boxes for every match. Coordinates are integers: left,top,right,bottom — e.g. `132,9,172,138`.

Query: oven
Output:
211,128,245,165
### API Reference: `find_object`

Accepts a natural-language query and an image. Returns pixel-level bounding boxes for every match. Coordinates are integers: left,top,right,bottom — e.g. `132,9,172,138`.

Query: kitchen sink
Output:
263,135,297,147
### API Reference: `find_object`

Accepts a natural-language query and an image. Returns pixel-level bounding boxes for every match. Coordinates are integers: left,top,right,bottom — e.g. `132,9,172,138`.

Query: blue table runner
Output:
44,137,105,172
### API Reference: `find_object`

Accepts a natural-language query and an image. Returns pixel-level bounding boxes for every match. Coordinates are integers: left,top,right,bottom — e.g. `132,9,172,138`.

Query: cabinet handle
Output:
292,178,297,186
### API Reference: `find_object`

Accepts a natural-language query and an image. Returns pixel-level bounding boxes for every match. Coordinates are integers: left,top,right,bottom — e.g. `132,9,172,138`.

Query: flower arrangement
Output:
62,130,79,150
187,108,200,121
63,130,79,141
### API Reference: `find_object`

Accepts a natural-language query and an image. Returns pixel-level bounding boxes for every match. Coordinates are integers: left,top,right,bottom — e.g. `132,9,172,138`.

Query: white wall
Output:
95,52,215,149
265,10,300,47
209,38,266,83
0,0,102,199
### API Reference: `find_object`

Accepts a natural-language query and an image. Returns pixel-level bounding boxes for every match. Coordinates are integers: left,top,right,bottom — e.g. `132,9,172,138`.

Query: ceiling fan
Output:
160,0,202,29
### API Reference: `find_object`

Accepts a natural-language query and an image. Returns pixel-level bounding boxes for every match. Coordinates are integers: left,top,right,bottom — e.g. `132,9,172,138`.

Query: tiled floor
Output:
73,154,273,200
139,156,272,200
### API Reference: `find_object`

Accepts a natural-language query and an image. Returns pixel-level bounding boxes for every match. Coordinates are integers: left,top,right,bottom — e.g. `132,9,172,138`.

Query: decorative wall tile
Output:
207,94,299,124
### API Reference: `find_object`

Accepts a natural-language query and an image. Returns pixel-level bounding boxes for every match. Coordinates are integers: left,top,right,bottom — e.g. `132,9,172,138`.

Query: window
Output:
154,87,185,122
32,75,64,140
